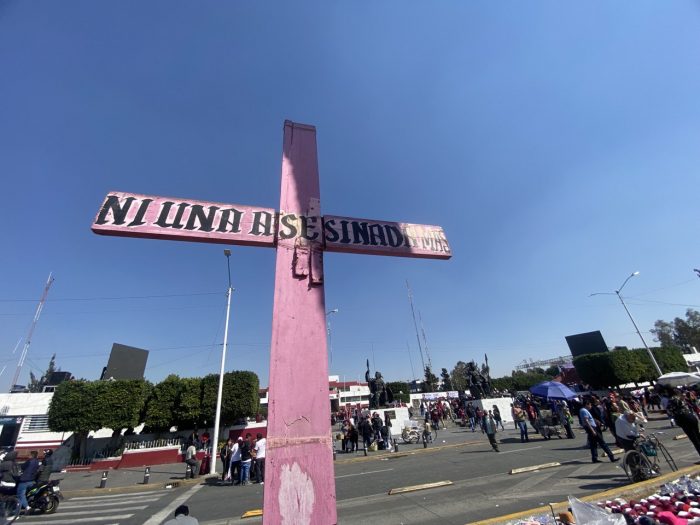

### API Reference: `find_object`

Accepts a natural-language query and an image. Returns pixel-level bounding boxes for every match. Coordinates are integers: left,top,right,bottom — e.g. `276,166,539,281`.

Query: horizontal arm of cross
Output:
92,191,451,260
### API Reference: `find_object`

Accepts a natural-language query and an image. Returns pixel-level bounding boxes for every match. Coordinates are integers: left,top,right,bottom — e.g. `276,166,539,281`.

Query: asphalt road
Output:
21,416,700,524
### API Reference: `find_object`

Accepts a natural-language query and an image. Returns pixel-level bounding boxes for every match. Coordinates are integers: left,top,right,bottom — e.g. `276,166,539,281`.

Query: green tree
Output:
440,368,453,391
544,365,560,378
509,370,548,391
491,376,514,392
201,371,260,436
387,381,410,403
422,366,438,392
638,347,687,380
48,380,102,460
573,353,618,388
174,377,203,430
144,374,183,433
98,380,150,446
28,354,58,393
450,361,468,392
651,309,700,351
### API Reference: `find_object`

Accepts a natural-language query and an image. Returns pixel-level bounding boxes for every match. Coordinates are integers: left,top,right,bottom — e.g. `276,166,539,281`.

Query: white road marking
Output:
68,490,171,501
23,515,134,524
143,482,205,525
32,505,148,517
335,468,394,479
499,446,543,454
62,496,161,509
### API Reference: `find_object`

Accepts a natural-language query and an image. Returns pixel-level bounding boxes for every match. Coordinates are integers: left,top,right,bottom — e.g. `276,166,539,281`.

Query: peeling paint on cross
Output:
92,121,451,524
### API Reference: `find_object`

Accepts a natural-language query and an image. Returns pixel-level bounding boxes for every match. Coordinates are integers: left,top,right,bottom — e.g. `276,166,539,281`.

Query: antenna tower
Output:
10,273,54,391
406,280,427,373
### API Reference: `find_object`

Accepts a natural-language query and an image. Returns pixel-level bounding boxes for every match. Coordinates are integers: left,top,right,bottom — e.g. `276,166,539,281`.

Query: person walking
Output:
484,411,500,452
667,388,700,456
185,443,199,479
220,439,234,482
466,402,476,432
254,433,266,484
239,434,253,485
580,399,618,463
512,403,529,443
384,414,393,449
492,405,505,430
226,437,242,485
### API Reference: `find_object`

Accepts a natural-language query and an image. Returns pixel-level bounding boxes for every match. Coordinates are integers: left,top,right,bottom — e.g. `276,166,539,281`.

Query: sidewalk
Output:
59,461,219,497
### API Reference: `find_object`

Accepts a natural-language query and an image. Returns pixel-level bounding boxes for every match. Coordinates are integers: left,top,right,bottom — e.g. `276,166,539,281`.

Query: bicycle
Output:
622,433,677,483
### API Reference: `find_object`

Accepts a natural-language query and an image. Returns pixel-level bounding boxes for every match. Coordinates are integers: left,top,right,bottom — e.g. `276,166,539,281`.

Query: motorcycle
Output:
26,479,62,514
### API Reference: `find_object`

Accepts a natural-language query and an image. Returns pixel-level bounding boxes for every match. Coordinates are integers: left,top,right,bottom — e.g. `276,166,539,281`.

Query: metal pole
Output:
616,291,663,376
211,251,233,475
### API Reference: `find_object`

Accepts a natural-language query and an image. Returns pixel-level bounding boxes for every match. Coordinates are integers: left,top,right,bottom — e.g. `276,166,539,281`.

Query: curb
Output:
61,475,212,498
470,464,700,525
389,480,453,495
509,462,560,475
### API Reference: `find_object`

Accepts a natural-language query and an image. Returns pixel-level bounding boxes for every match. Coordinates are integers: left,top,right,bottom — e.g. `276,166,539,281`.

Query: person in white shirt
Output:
615,410,646,451
226,437,242,485
254,433,266,484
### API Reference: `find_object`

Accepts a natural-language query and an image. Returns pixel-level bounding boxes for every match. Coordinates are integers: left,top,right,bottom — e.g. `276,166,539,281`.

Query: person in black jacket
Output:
37,450,54,483
0,451,19,494
668,388,700,456
17,450,40,511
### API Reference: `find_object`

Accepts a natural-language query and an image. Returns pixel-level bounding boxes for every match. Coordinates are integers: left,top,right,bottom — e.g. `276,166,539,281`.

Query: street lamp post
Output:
211,249,233,475
326,308,339,365
591,271,663,377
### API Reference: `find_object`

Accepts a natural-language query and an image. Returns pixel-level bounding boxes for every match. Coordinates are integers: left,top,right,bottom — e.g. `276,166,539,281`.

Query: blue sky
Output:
1,1,700,391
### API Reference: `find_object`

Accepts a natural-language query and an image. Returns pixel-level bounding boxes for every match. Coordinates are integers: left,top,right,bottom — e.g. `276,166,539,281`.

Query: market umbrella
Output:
656,371,700,388
529,381,578,400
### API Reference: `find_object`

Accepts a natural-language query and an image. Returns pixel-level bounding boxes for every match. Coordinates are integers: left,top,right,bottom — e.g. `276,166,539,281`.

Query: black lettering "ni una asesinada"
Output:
94,195,274,237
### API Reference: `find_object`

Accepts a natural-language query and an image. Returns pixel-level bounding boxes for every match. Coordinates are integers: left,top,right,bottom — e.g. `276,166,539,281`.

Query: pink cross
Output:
92,121,451,524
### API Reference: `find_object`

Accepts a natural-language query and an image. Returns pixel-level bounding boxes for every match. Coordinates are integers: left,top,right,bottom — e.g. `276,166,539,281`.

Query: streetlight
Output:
326,308,339,365
591,271,663,377
210,249,233,475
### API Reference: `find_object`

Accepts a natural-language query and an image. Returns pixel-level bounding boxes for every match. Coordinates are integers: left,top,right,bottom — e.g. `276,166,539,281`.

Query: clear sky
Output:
1,1,700,392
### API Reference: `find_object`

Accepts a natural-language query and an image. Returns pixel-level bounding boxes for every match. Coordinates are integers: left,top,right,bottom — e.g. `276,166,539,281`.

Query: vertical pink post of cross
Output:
263,121,336,524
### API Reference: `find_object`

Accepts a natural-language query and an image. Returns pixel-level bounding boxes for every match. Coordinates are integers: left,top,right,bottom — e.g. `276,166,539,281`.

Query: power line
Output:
0,291,221,303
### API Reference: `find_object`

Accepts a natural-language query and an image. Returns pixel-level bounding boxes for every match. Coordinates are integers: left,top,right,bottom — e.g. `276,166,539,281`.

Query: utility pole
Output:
211,250,233,475
11,273,54,391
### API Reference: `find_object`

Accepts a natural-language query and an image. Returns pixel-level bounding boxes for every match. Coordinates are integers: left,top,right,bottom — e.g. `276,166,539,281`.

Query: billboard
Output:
102,343,149,380
565,331,609,358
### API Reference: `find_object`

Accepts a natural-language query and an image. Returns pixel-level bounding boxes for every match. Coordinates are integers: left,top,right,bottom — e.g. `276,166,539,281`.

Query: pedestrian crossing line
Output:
68,490,171,501
22,515,134,524
509,469,559,493
27,505,148,517
61,496,161,509
566,463,602,479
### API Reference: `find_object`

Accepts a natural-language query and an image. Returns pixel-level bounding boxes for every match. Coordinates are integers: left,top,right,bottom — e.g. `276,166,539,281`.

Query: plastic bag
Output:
569,496,625,525
569,497,625,524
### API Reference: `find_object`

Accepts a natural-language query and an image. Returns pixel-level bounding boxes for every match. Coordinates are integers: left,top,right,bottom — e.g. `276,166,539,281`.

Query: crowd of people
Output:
331,382,700,463
217,433,266,486
336,410,394,452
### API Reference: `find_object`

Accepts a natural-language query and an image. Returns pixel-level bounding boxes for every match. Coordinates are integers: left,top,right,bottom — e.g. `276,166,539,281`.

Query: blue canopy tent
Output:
529,381,577,400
